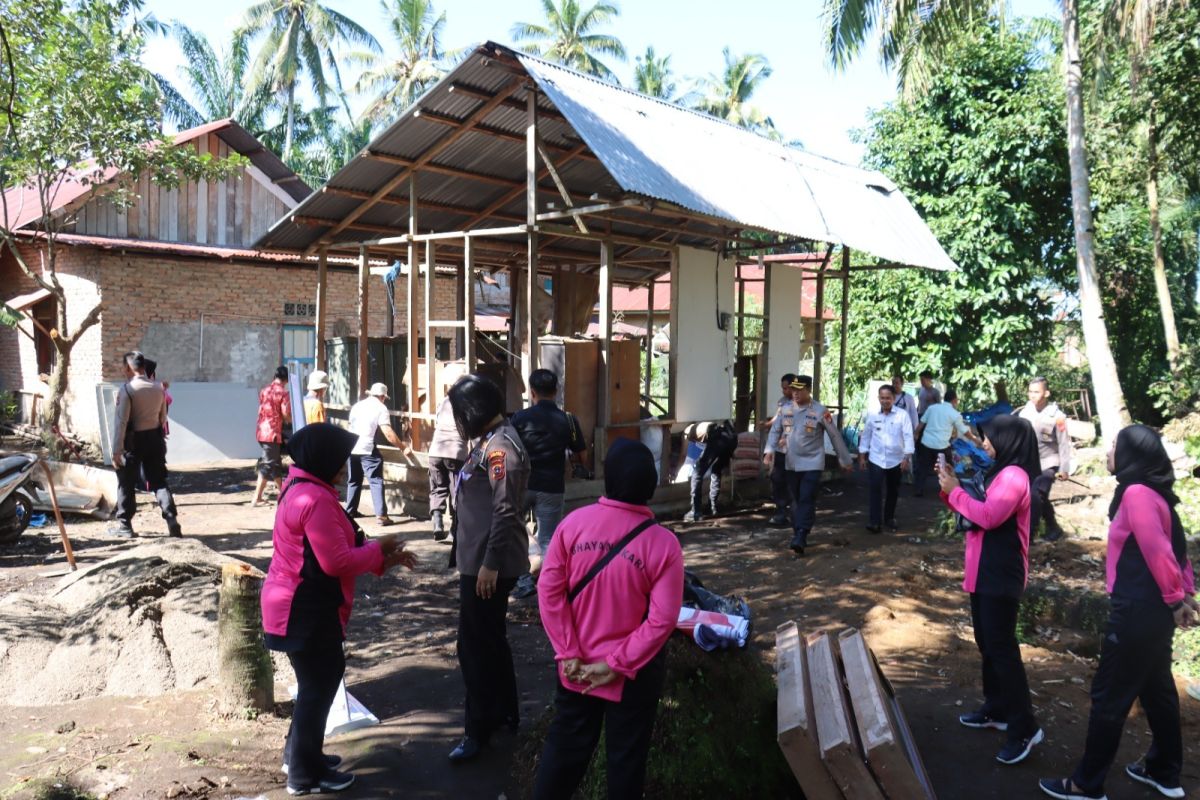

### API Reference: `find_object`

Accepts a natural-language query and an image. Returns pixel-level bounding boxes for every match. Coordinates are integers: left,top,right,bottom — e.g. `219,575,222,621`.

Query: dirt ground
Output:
1,457,1198,800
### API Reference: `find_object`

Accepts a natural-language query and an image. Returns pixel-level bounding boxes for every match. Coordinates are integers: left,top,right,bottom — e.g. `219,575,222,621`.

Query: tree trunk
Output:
284,82,296,161
1062,0,1131,440
218,562,274,715
1145,106,1180,371
42,340,70,433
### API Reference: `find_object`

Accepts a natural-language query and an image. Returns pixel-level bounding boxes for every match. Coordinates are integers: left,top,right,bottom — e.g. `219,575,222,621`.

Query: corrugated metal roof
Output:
254,42,955,273
515,51,955,271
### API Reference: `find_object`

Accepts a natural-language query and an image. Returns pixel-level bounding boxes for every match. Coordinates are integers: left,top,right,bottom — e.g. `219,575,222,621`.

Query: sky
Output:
141,0,1059,166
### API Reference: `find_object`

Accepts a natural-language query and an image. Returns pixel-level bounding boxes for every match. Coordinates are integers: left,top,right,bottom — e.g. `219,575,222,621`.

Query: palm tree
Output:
158,24,267,130
238,0,380,158
634,46,676,100
821,0,1135,439
690,48,776,134
351,0,450,127
510,0,626,81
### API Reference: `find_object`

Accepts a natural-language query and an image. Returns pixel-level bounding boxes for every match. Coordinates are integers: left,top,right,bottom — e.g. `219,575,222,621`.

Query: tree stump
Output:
217,563,273,715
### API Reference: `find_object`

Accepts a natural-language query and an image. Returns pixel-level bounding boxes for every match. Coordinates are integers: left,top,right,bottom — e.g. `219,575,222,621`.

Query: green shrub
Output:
514,636,801,800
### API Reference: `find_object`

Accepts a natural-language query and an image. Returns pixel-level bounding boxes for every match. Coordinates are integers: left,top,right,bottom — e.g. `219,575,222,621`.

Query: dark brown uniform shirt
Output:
454,421,530,578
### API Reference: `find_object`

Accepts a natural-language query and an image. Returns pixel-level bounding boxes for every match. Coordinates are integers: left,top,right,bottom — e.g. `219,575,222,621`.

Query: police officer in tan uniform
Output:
1015,377,1073,542
763,376,853,555
446,374,529,762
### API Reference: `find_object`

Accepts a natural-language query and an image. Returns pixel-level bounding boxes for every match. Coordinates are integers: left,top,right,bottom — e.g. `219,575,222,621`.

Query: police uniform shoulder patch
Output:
1055,416,1067,431
488,449,506,480
823,410,833,424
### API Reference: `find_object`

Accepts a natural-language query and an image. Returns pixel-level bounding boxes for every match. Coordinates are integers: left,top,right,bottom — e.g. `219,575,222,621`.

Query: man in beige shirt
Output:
110,351,180,538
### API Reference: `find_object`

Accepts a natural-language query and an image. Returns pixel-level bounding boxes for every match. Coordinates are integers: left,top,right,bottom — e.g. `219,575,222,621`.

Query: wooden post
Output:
455,253,466,359
217,563,273,715
643,277,654,402
357,245,369,400
424,239,436,415
463,237,476,369
315,246,328,370
667,247,680,421
407,175,420,424
596,239,614,478
813,260,826,401
758,254,771,424
38,459,76,571
838,248,851,426
509,266,522,372
524,89,540,384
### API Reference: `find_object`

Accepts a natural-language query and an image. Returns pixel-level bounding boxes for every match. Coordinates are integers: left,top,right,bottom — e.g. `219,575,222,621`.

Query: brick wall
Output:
0,241,460,443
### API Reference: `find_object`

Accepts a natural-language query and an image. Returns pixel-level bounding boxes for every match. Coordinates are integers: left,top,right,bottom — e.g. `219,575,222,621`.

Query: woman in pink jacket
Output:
533,438,684,800
261,423,414,796
938,414,1044,767
1039,425,1197,800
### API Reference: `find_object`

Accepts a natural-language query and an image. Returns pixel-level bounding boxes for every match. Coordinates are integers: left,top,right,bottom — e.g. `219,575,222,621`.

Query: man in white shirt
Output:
913,388,976,496
858,384,914,533
345,382,405,525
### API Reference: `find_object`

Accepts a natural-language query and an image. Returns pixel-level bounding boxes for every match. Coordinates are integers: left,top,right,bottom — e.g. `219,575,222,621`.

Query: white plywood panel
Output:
672,245,734,423
766,262,805,388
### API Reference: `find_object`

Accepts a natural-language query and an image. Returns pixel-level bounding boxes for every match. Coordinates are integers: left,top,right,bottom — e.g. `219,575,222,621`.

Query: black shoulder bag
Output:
568,518,656,603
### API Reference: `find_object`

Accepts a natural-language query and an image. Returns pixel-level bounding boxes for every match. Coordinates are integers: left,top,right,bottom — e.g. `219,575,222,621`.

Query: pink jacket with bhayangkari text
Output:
261,467,384,639
942,465,1031,598
1107,484,1196,606
537,497,684,702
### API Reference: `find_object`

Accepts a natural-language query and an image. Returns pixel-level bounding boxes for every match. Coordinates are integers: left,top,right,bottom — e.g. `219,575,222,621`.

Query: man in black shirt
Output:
511,369,587,598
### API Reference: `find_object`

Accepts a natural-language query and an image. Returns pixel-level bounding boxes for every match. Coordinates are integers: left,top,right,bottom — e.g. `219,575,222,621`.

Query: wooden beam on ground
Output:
316,80,519,249
776,623,842,800
838,629,930,800
807,632,886,800
315,247,328,370
357,245,370,402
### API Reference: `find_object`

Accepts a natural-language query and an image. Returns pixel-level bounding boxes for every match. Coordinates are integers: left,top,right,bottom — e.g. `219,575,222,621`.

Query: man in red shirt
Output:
253,366,292,507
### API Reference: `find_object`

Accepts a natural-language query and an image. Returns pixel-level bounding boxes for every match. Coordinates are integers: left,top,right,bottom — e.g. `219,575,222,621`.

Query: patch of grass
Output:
26,781,99,800
1174,626,1200,682
513,636,801,800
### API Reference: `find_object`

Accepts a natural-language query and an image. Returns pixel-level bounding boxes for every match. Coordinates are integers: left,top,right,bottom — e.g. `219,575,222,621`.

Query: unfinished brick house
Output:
1,119,458,462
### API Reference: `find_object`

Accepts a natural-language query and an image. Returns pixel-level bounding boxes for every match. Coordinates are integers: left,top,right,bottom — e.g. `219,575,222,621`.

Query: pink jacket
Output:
1107,484,1196,605
261,467,385,638
943,465,1031,596
538,497,684,702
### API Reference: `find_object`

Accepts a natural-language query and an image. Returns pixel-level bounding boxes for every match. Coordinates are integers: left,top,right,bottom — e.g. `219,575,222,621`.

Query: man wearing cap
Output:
345,383,405,526
304,370,329,424
763,376,853,555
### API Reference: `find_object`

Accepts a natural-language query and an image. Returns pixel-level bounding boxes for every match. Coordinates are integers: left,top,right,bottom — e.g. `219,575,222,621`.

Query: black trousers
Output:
1072,599,1182,794
533,653,667,800
1030,467,1060,536
115,428,177,526
867,461,901,526
786,469,822,545
970,593,1038,742
284,642,346,786
457,574,519,741
428,456,462,516
913,442,950,495
770,453,789,513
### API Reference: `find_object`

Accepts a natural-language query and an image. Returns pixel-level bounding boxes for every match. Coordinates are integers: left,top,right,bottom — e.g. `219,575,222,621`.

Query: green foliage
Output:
689,49,777,136
349,0,451,128
510,0,626,81
1174,626,1200,681
849,23,1074,408
634,47,676,101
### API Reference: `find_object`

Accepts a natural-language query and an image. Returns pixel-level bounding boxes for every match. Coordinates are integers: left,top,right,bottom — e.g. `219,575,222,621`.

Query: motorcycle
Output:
0,452,39,544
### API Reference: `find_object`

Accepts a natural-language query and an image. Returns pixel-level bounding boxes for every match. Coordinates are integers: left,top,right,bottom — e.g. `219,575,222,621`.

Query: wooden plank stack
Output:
775,623,937,799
